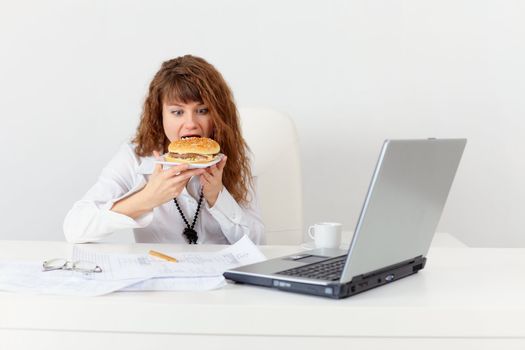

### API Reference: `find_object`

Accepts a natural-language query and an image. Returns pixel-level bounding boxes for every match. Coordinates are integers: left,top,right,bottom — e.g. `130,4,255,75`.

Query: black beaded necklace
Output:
173,190,204,244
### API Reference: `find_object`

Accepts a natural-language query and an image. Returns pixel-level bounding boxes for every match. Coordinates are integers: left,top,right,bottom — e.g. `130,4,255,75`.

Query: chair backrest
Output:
239,107,303,245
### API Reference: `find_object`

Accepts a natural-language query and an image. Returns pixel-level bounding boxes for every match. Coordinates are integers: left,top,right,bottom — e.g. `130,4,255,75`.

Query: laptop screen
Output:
341,139,466,281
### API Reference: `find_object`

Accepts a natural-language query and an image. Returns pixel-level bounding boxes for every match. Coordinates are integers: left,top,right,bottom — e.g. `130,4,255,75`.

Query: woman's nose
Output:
183,113,198,128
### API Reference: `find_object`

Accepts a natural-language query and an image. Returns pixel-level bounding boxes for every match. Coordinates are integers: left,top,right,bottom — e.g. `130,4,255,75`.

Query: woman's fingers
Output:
218,156,227,171
167,168,205,185
153,162,163,175
201,172,214,187
181,168,206,180
200,174,211,188
207,165,217,176
207,156,227,176
164,164,190,177
152,150,164,175
166,169,205,196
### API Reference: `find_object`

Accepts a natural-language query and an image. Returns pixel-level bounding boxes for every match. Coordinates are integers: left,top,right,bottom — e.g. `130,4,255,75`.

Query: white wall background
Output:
0,0,523,247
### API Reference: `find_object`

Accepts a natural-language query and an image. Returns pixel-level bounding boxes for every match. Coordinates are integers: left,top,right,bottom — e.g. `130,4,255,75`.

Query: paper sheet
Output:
72,235,266,281
0,260,145,296
0,235,266,296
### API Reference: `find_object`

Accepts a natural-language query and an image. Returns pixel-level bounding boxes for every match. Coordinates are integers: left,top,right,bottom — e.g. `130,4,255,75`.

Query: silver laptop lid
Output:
340,138,466,282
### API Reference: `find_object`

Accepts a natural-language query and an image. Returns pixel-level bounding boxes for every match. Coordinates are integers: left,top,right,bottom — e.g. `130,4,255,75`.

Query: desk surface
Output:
1,238,525,349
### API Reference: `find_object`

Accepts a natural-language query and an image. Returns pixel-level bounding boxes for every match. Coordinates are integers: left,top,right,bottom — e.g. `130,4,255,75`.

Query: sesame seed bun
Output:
165,137,220,164
168,137,220,155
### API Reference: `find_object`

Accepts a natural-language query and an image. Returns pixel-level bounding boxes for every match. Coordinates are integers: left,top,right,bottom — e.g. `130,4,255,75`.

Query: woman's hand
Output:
200,156,227,207
111,151,205,219
141,151,206,209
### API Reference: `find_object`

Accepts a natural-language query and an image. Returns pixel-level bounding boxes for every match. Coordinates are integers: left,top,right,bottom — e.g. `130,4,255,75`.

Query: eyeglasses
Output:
42,258,102,273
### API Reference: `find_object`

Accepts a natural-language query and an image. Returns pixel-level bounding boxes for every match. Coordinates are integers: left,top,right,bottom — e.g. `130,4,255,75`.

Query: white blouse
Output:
63,143,265,244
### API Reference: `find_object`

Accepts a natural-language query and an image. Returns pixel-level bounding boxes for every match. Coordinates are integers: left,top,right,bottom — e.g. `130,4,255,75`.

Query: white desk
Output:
1,239,525,350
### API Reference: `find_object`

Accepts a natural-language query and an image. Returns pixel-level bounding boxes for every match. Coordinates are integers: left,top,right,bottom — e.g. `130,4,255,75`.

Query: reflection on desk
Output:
1,238,524,350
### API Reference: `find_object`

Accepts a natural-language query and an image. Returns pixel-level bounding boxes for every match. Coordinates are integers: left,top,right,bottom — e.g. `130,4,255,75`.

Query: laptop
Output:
224,138,466,299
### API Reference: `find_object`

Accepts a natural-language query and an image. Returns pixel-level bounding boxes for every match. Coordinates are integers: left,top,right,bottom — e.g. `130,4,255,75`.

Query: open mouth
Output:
181,135,201,139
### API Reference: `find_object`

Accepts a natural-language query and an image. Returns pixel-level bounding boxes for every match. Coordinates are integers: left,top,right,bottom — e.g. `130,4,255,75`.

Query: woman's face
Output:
162,100,213,142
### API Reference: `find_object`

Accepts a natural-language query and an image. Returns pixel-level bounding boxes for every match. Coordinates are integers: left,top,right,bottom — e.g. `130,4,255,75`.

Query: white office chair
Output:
239,107,303,245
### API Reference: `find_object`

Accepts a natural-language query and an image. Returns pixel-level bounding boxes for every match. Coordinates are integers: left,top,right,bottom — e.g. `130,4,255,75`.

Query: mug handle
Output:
308,225,315,240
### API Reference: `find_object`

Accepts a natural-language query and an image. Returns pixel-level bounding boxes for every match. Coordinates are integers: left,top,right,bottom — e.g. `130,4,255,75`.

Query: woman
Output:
63,55,265,244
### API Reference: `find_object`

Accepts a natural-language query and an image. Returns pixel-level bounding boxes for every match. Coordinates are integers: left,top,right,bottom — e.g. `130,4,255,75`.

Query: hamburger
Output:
165,137,220,164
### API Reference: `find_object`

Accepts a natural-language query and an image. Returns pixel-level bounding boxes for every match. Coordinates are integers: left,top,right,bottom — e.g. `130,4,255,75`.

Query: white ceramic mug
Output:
307,222,342,249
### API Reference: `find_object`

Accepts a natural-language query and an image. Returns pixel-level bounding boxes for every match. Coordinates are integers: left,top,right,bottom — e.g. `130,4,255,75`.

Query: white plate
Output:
154,153,224,169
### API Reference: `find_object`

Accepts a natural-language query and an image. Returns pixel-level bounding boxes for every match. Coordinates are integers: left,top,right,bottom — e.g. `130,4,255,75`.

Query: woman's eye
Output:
198,108,209,115
171,110,183,116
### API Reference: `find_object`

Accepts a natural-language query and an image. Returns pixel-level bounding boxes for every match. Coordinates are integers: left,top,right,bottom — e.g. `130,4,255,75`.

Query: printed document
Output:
71,235,266,281
0,235,265,296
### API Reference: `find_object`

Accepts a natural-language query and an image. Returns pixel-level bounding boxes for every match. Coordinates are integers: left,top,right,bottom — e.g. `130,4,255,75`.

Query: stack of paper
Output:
0,235,266,297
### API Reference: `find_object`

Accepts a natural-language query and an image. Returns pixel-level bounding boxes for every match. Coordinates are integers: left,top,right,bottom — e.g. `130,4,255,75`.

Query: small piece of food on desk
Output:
165,137,220,164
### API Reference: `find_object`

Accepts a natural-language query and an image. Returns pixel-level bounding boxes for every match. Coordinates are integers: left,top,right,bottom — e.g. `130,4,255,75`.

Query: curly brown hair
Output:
132,55,253,205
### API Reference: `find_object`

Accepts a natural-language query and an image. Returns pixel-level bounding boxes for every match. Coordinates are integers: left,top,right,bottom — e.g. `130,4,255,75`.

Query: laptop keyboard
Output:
277,256,347,281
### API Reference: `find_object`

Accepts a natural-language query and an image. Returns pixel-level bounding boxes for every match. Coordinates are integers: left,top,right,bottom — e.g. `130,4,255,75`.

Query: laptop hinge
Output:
332,255,427,298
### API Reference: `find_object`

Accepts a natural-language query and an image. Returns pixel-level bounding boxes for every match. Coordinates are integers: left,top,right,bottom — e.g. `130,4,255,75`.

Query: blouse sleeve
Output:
63,143,153,243
206,176,266,244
